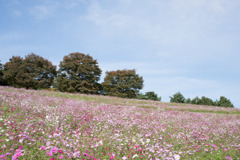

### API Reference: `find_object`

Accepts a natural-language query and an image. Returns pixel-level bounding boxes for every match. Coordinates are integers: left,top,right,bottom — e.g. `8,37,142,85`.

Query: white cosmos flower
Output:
174,154,180,160
132,154,138,158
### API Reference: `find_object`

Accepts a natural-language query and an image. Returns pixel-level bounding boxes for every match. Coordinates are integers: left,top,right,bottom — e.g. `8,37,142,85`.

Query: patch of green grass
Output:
137,105,158,109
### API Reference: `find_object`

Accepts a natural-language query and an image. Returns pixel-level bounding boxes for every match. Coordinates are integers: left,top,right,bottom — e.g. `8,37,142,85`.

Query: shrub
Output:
138,91,161,101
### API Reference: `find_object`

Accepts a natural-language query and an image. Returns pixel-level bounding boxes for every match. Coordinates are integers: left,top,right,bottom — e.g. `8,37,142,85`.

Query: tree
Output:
3,56,23,87
102,69,143,98
4,53,57,89
191,96,201,105
0,61,7,86
200,96,214,106
170,92,185,103
137,91,161,101
56,52,102,94
185,98,192,104
217,96,234,108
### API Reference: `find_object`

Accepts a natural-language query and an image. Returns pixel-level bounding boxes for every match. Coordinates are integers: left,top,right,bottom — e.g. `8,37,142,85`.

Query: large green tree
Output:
170,92,185,103
191,96,202,105
102,69,144,98
0,61,7,85
200,96,214,106
3,56,23,87
217,96,234,108
56,52,102,94
4,53,57,89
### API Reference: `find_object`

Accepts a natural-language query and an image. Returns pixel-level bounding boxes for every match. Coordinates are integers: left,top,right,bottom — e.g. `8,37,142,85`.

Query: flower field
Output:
0,87,239,160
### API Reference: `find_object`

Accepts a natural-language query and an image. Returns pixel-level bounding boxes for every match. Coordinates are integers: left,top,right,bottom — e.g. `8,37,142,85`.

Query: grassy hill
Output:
0,86,239,159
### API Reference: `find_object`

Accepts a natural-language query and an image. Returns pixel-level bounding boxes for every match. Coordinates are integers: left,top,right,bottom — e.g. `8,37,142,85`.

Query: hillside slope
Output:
0,86,239,159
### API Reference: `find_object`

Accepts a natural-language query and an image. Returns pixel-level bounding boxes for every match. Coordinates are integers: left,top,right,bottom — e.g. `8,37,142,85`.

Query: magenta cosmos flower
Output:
51,147,58,153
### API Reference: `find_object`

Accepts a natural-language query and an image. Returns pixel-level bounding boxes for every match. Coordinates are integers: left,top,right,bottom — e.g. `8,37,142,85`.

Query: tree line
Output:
0,52,234,107
0,53,146,98
170,92,234,108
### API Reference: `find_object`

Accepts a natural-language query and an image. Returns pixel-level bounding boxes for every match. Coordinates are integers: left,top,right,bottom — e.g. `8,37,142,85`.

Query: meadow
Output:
0,86,239,160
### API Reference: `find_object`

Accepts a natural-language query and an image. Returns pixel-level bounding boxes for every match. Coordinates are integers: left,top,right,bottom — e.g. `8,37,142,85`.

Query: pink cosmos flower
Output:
47,151,52,156
51,147,58,153
12,152,22,160
15,149,21,153
41,146,46,150
110,154,114,159
59,155,64,159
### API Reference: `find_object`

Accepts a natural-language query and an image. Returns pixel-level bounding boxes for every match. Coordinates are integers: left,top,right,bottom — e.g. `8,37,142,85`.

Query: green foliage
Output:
217,96,234,108
137,93,146,99
102,69,143,98
137,91,161,101
170,92,185,103
3,56,23,87
3,53,57,89
56,52,102,94
191,96,202,105
185,95,234,108
200,96,214,106
185,98,191,104
0,61,7,86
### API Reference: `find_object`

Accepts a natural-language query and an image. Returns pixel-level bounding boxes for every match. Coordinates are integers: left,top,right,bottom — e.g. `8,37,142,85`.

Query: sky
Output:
0,0,240,108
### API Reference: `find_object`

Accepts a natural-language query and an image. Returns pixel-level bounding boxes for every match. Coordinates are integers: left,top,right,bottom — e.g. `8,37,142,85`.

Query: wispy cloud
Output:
85,2,130,34
30,5,52,20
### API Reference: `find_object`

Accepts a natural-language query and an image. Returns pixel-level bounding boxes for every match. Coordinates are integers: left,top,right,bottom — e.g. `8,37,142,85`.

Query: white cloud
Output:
12,10,22,17
85,2,130,32
30,5,52,20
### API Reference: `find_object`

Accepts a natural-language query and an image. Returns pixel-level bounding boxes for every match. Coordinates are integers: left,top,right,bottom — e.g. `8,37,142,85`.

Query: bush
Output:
137,91,161,101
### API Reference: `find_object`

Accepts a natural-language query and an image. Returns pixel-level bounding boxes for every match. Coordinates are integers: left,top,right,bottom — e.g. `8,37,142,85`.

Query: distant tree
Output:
0,61,7,86
200,96,214,106
138,91,161,101
102,69,143,98
170,92,185,103
56,52,102,94
217,96,234,108
191,96,202,105
4,53,57,89
185,98,192,104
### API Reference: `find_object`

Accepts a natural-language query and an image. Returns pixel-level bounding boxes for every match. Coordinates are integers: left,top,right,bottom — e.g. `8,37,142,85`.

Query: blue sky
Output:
0,0,240,108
